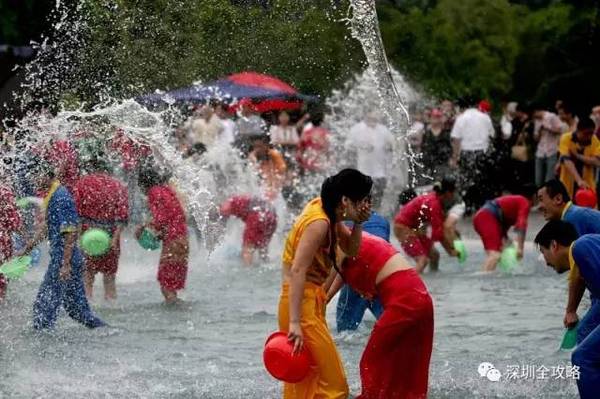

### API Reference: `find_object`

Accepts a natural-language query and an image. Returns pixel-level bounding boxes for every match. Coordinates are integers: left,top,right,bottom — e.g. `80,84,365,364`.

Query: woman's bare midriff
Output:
375,253,413,285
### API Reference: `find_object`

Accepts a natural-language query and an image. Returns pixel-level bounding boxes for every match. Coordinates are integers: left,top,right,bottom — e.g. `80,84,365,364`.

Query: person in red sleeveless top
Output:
393,178,458,273
326,232,434,399
473,194,532,271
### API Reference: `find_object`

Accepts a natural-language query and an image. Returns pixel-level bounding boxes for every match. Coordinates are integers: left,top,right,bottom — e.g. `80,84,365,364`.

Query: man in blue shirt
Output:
336,211,388,332
22,159,105,330
538,179,600,329
535,221,600,399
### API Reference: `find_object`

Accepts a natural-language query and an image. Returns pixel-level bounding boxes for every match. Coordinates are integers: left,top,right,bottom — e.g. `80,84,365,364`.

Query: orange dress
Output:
278,198,348,399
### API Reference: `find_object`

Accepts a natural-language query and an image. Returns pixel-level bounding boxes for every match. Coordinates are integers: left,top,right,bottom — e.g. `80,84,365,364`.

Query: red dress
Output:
0,185,22,298
72,173,129,276
219,195,277,249
148,185,189,291
341,233,434,399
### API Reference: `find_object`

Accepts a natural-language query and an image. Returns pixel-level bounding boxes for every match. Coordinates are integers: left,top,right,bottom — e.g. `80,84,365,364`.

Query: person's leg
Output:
535,156,545,188
545,154,558,183
0,274,6,301
473,209,503,271
577,299,600,344
63,275,106,328
241,244,254,266
428,247,440,272
32,274,64,330
336,284,370,332
483,250,502,272
372,178,387,210
103,273,117,301
572,324,600,399
278,284,349,399
83,267,95,299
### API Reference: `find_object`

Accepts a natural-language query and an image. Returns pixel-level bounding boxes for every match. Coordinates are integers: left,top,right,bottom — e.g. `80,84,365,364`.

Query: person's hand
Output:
59,262,72,281
134,225,144,240
449,249,459,258
288,321,304,354
564,311,579,329
569,150,582,161
449,158,458,169
577,180,590,190
517,247,524,260
354,201,371,224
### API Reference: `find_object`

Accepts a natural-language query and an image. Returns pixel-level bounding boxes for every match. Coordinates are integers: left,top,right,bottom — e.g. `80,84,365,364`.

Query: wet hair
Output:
398,188,417,206
540,179,570,203
320,169,373,272
534,220,578,249
138,164,169,192
433,176,456,195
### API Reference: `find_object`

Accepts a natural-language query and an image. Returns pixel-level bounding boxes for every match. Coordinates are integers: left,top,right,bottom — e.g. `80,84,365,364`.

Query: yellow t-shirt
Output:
282,197,332,285
568,243,581,282
558,132,600,198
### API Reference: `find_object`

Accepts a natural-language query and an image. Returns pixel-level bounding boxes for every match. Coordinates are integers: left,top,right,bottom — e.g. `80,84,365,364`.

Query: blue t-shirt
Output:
47,185,83,271
571,235,600,299
563,202,600,236
345,211,390,242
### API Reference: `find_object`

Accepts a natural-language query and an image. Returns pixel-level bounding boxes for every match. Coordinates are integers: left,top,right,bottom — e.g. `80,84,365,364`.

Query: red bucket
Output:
575,188,597,208
263,331,313,383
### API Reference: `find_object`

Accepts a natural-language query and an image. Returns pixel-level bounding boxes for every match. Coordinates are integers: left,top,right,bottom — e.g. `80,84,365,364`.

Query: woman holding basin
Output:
278,168,372,399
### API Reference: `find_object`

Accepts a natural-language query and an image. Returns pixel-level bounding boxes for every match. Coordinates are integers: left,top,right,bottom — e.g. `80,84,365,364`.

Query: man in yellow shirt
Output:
535,220,600,398
248,135,287,201
558,118,600,199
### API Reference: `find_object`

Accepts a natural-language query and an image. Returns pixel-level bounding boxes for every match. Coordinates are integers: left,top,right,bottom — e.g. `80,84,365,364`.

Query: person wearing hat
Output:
472,193,532,272
393,177,459,273
20,157,106,329
535,221,600,399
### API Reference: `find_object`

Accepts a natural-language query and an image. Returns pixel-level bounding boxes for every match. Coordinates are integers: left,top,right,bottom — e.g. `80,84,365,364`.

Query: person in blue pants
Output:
336,211,389,332
535,221,600,399
21,162,105,330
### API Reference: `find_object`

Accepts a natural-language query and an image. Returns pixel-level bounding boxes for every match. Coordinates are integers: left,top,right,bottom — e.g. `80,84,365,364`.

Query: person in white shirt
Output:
183,104,223,149
450,102,495,212
347,111,395,208
533,107,567,186
214,103,236,146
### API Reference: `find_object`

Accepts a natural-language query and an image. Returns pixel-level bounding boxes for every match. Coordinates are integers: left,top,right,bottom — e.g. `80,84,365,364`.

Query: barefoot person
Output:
219,194,277,266
327,232,434,399
535,221,600,399
138,167,189,305
472,194,532,272
22,157,105,329
393,177,458,273
73,157,128,301
278,168,372,399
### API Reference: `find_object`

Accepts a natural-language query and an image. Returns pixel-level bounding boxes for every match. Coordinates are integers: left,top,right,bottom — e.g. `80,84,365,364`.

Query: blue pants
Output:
572,300,600,398
33,263,105,330
336,284,383,332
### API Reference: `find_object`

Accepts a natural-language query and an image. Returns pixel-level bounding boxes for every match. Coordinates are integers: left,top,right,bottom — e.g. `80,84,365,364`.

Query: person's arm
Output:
431,200,456,256
450,138,461,168
562,159,589,189
111,225,124,248
336,200,371,256
287,219,329,353
514,200,530,259
565,269,586,328
570,152,600,167
326,273,344,304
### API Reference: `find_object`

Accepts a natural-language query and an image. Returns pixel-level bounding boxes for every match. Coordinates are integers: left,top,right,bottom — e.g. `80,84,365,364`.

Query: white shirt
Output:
347,121,395,178
218,118,236,145
450,108,495,152
185,114,223,147
269,125,299,145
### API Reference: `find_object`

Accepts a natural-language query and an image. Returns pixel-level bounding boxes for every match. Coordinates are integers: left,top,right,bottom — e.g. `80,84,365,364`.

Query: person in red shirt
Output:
394,178,458,273
45,139,80,192
0,182,22,301
326,233,434,399
72,157,128,301
219,195,277,266
473,194,532,271
138,167,189,305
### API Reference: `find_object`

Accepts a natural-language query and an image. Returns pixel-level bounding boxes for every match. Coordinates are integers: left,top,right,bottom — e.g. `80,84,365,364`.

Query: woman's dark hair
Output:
138,164,170,192
433,176,456,195
320,168,373,272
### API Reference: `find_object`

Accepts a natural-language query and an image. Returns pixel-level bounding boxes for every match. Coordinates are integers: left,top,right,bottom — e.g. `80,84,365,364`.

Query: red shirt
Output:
493,195,530,233
341,233,398,299
394,192,445,241
296,126,330,172
72,173,129,222
46,140,80,191
147,185,187,242
110,129,152,171
0,185,21,259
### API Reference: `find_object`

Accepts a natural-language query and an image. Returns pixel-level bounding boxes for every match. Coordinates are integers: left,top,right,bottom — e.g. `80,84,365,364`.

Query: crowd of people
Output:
2,96,600,398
